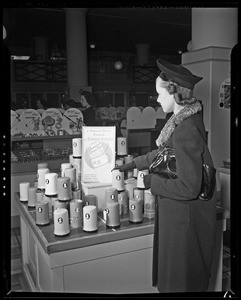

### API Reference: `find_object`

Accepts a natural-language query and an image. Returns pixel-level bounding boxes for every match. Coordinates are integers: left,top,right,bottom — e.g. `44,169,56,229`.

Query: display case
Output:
11,135,80,174
11,134,80,221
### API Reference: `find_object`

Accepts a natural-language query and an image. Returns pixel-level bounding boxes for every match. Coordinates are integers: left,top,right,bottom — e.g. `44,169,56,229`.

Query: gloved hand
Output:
112,160,136,172
143,174,153,189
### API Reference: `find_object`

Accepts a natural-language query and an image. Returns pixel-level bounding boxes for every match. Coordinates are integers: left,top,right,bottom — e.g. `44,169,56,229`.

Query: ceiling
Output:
3,7,192,55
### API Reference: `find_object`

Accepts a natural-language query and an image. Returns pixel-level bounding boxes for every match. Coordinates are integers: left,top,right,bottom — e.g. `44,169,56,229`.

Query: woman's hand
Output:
112,161,136,172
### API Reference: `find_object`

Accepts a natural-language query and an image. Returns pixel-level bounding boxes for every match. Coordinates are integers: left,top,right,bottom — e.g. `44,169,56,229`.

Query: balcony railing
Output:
133,66,159,83
13,60,67,82
12,60,159,84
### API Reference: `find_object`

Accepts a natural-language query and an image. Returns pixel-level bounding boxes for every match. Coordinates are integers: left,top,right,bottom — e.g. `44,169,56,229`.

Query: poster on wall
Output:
219,78,230,109
82,126,116,183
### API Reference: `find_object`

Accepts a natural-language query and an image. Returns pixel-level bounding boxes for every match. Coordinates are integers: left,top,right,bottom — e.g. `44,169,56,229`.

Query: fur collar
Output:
156,101,202,148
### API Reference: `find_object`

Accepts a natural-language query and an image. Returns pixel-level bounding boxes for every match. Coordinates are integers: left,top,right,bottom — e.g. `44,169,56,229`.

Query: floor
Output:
10,226,231,293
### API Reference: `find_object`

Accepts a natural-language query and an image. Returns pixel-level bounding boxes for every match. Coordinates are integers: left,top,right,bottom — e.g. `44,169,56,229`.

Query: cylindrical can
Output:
124,178,137,201
144,189,156,219
53,198,69,211
37,168,50,189
112,169,125,191
105,188,118,204
137,169,149,188
84,194,97,207
117,137,127,156
115,159,123,167
28,187,37,208
38,162,48,169
73,158,82,174
73,189,81,200
36,201,50,226
70,199,83,229
64,167,76,184
133,168,138,178
54,208,70,236
133,188,144,201
129,199,143,224
57,177,72,201
124,154,133,164
83,205,98,232
72,138,82,158
42,194,54,219
36,189,44,203
118,190,128,215
45,173,58,196
19,182,30,202
69,154,74,166
105,202,120,228
60,163,72,177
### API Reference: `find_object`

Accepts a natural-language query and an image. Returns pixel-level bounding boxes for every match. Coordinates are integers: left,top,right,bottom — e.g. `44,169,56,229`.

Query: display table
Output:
15,193,229,294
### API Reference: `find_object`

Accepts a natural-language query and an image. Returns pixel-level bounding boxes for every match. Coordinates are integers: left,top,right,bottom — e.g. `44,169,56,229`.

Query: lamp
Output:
114,30,123,70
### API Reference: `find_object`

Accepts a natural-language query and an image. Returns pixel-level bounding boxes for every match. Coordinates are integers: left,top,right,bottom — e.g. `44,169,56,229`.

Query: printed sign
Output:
62,108,83,135
41,108,64,136
219,78,231,109
17,109,43,136
11,110,21,136
82,126,116,183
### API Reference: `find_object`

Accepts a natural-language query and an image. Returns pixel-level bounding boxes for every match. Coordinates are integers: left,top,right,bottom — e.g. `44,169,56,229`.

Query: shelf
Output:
11,134,81,142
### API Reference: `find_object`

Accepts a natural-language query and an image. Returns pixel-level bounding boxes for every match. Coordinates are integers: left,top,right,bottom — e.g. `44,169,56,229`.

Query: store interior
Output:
3,6,236,295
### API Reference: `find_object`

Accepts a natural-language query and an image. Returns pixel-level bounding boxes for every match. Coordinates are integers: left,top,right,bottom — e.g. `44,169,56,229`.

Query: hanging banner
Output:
82,126,116,183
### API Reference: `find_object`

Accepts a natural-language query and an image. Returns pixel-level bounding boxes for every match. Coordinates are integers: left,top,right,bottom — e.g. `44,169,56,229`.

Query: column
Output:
33,36,49,61
191,8,237,50
135,44,150,66
182,8,237,190
65,8,90,99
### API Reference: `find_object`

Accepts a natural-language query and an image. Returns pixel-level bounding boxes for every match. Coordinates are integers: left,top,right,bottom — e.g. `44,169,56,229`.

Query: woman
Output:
78,90,96,126
116,58,217,293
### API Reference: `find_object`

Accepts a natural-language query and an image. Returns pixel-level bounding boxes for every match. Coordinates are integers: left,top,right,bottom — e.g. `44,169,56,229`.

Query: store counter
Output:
14,193,229,294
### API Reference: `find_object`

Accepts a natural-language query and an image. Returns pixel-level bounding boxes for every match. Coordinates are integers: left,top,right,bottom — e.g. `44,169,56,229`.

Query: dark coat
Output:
134,112,217,293
82,106,96,126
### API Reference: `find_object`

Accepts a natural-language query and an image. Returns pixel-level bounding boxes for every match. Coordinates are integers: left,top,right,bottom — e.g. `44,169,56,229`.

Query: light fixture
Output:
3,25,7,40
90,43,95,49
114,60,123,70
114,30,123,70
11,55,30,60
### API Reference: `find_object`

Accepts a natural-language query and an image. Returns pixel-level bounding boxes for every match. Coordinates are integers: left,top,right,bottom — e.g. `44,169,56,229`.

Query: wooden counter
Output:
14,192,154,254
14,193,229,294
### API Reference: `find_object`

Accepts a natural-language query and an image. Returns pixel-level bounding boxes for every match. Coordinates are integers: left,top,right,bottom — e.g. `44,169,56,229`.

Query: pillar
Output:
65,8,90,100
191,8,237,50
135,44,150,66
182,8,238,190
33,36,49,61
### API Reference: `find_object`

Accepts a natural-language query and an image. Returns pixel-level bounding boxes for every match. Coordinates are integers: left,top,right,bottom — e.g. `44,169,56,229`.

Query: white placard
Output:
82,126,116,183
17,109,43,136
62,108,83,135
11,110,21,136
41,108,63,136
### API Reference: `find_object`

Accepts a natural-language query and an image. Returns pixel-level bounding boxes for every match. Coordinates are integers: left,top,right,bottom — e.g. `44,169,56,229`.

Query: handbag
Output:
149,147,216,201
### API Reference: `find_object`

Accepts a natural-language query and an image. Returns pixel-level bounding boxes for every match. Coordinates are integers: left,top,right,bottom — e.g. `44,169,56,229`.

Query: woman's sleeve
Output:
134,149,159,170
150,124,204,200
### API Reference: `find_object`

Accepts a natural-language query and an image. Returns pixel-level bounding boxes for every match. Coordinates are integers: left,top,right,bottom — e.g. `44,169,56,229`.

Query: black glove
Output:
143,174,153,189
112,161,136,172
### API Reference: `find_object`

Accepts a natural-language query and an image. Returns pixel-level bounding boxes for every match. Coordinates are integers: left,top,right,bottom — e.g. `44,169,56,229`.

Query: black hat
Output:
156,58,203,90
